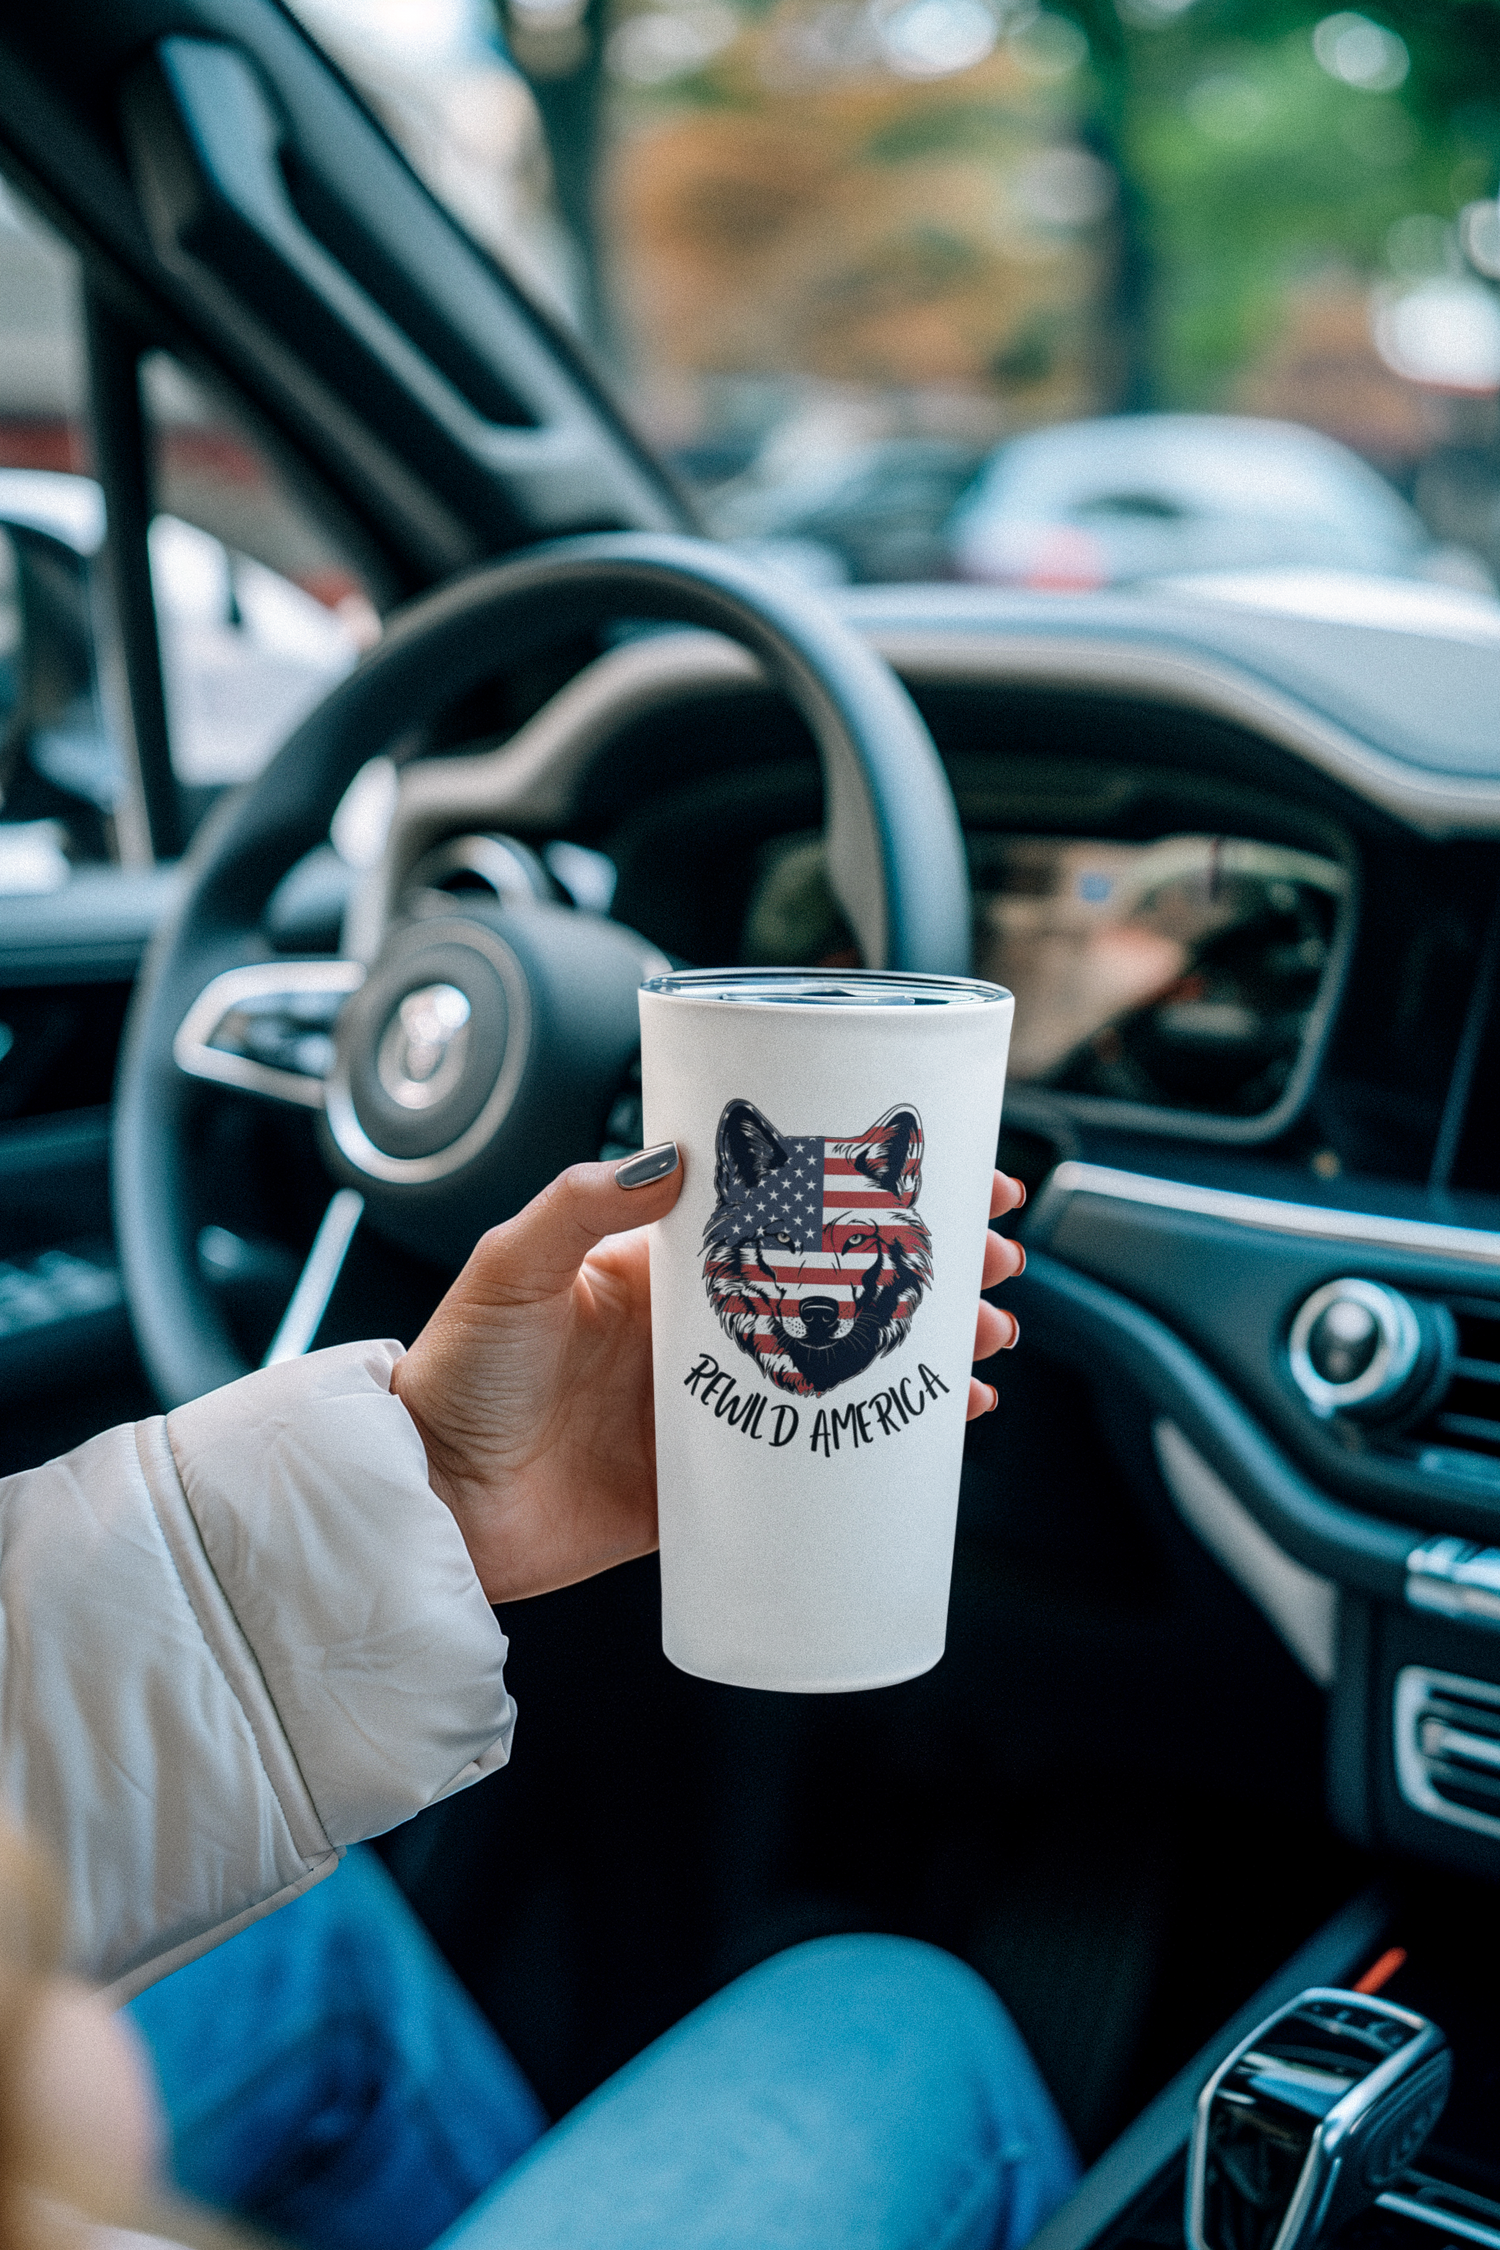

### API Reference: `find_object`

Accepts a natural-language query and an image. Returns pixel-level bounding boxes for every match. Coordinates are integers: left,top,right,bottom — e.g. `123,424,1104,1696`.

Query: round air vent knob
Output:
1309,1296,1381,1385
1288,1278,1429,1421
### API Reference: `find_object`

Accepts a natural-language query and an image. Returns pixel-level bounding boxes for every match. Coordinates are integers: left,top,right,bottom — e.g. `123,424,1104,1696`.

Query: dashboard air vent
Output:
1395,1666,1500,1840
1408,1297,1500,1493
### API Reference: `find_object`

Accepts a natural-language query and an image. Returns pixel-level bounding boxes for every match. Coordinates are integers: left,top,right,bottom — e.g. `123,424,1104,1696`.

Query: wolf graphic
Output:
702,1099,932,1400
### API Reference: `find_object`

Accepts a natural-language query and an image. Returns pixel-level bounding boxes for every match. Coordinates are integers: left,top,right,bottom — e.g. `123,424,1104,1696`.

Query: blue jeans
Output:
128,1847,1078,2250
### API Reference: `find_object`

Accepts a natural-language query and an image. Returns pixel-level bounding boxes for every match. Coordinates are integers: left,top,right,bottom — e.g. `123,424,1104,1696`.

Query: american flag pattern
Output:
703,1100,932,1399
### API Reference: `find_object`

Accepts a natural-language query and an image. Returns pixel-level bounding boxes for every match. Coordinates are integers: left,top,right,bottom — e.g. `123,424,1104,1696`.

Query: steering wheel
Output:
114,533,972,1407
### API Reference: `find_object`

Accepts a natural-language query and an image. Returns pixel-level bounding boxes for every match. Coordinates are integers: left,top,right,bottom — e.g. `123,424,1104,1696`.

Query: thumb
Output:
465,1142,683,1303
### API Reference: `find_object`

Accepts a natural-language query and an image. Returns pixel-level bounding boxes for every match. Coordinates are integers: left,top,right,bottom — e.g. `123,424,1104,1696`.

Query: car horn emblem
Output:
376,983,472,1112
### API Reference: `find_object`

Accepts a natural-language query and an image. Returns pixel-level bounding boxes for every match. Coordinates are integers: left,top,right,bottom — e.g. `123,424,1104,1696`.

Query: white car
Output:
947,413,1487,591
0,467,362,876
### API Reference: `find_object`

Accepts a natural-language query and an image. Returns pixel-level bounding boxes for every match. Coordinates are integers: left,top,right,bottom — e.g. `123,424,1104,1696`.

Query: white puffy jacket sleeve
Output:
0,1339,514,2001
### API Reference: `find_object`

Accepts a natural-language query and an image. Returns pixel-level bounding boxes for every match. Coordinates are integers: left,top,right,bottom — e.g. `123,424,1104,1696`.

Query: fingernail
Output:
1013,1242,1026,1275
1013,1180,1027,1207
985,1383,999,1413
1001,1313,1020,1348
616,1140,679,1189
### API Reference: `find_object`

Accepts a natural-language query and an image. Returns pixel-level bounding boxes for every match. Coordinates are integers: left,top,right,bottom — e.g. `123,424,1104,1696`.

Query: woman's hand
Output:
393,1148,1027,1603
972,1168,1026,1422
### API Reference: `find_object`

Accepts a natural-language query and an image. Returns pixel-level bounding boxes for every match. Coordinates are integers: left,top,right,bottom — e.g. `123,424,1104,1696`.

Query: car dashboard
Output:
6,576,1500,1920
369,575,1500,1894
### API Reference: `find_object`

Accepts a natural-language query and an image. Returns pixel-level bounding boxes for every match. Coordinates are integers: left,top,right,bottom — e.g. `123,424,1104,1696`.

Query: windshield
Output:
287,0,1500,602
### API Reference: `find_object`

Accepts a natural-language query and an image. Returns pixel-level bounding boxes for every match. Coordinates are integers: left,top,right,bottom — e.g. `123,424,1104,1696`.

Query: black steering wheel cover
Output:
114,532,971,1405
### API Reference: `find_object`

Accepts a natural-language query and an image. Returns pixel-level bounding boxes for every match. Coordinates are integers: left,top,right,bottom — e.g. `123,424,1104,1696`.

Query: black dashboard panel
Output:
575,671,1496,1188
1026,1174,1500,1542
839,582,1500,820
7,581,1500,1894
526,591,1500,1890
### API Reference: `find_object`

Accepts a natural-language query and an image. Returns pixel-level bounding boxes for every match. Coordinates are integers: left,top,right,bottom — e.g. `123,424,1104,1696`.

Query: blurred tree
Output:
507,0,1500,461
1055,0,1500,408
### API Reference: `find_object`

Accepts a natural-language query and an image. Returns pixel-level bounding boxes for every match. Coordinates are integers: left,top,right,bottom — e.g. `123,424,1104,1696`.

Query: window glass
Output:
0,181,382,879
0,179,87,477
289,0,586,325
0,181,117,881
290,0,1500,605
140,356,378,790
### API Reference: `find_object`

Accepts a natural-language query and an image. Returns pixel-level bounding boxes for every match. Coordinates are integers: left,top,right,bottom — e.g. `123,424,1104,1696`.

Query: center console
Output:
1032,1880,1500,2250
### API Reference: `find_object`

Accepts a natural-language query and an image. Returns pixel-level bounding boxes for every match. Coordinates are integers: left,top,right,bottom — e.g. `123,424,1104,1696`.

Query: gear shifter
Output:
1187,1988,1451,2250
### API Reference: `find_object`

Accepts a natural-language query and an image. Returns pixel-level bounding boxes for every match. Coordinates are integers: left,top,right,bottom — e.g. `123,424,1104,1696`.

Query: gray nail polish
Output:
617,1140,679,1189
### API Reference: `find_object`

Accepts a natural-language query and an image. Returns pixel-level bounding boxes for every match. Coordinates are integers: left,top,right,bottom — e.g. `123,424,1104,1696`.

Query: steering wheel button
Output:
338,937,510,1165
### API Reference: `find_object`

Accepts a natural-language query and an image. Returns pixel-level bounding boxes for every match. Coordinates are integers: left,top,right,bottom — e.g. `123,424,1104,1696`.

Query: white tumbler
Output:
638,968,1014,1693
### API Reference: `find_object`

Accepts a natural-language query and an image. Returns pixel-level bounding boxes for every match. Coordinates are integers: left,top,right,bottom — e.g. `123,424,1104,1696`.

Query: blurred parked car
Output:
711,436,986,584
945,412,1493,592
0,469,363,882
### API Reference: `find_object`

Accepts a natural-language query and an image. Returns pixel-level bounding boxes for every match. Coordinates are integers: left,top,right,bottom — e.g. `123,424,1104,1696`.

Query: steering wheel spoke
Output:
262,1188,366,1365
174,960,366,1108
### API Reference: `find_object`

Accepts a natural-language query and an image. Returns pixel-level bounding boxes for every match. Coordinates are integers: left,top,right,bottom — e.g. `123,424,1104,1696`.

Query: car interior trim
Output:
1016,1253,1415,1596
1034,1161,1500,1274
125,25,689,537
1406,1538,1500,1629
262,1188,365,1367
173,958,367,1109
1287,1278,1425,1420
1022,1885,1394,2250
1185,1986,1449,2250
0,1107,112,1193
1375,2191,1500,2249
347,628,761,959
1152,1419,1338,1684
83,284,179,863
1393,1666,1500,1844
1431,895,1500,1191
349,627,1500,969
850,615,1500,835
0,868,183,987
118,41,485,586
130,42,553,526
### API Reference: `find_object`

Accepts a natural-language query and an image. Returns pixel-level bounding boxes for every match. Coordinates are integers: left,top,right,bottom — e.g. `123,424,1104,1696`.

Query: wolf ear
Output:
715,1100,789,1201
857,1106,923,1203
